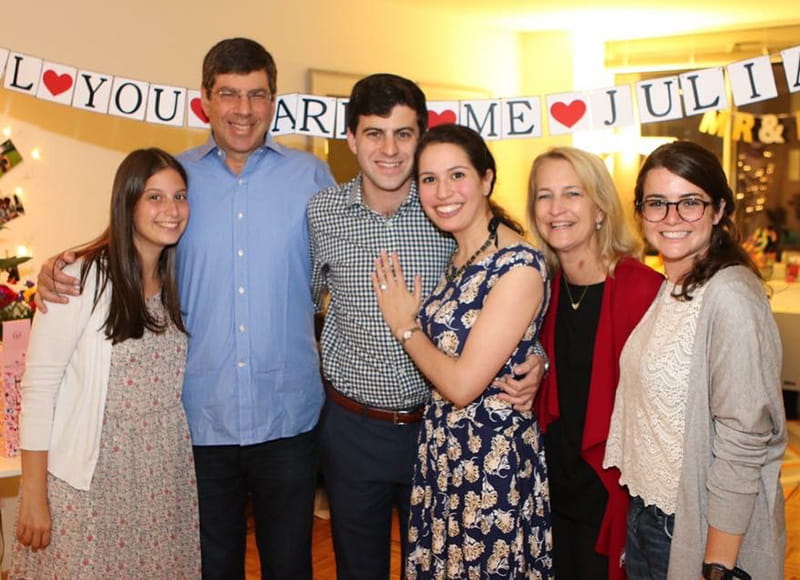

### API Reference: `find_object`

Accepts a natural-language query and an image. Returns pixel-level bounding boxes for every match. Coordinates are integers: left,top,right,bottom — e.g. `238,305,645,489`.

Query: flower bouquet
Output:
0,279,36,326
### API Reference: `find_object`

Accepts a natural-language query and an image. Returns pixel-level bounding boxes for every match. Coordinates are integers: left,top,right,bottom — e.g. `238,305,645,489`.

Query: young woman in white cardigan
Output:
604,140,786,580
12,149,200,578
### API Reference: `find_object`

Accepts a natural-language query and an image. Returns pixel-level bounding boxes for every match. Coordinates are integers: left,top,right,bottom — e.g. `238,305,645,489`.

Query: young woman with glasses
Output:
604,140,786,580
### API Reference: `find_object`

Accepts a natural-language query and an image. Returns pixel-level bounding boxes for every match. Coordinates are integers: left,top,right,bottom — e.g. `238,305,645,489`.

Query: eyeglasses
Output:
213,88,271,105
636,198,712,223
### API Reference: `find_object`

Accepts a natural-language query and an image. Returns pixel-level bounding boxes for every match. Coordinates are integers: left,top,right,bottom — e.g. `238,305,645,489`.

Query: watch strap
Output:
702,562,751,580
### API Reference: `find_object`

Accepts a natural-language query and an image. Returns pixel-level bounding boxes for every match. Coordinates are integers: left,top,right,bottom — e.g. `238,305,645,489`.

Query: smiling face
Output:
532,157,605,263
346,104,419,204
417,142,493,239
640,166,724,282
132,168,189,262
201,70,275,173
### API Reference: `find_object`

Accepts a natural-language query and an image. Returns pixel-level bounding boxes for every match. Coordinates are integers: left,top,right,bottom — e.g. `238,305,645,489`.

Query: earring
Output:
595,221,603,230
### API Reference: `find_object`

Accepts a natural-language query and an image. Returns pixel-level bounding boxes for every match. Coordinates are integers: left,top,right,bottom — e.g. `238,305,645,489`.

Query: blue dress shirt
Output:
177,135,335,446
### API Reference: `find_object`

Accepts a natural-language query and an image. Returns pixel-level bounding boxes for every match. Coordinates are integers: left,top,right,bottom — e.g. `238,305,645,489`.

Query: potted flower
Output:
0,256,35,340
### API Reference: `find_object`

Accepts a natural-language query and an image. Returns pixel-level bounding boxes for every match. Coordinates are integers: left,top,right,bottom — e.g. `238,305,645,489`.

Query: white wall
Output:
0,0,524,277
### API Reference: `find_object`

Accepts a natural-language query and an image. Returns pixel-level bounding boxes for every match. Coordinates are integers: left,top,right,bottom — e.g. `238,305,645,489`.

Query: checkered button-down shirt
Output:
309,176,454,410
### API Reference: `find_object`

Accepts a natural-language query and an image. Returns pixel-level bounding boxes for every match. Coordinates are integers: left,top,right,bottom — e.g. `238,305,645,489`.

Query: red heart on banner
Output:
428,110,456,128
190,98,209,123
550,100,586,128
42,70,74,97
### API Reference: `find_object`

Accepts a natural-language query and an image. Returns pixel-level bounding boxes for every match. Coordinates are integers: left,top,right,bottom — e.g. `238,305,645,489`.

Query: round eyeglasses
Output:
636,198,712,223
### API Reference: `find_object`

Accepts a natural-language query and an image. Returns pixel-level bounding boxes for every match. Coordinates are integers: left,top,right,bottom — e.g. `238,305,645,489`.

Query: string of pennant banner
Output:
2,44,800,142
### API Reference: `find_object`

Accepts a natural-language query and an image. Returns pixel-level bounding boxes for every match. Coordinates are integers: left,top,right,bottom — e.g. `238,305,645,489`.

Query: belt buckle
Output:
392,411,409,426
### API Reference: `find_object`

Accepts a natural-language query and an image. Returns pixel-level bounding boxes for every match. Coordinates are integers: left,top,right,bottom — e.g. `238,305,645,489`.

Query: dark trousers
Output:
320,399,421,580
625,495,674,580
192,428,319,580
551,510,609,580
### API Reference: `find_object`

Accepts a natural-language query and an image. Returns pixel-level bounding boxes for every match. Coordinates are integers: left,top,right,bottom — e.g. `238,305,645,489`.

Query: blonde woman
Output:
529,147,662,580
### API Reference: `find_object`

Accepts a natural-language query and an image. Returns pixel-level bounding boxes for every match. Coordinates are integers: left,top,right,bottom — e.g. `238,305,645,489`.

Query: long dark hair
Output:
75,148,187,343
634,140,759,300
414,123,524,235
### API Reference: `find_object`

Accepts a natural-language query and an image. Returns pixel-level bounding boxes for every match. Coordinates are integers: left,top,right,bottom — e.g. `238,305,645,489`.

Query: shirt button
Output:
237,212,244,220
238,178,244,186
239,324,246,333
237,249,245,257
238,361,246,368
238,286,245,294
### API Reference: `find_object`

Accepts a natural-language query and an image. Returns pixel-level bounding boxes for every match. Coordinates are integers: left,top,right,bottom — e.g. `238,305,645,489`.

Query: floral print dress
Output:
11,297,201,579
406,244,553,579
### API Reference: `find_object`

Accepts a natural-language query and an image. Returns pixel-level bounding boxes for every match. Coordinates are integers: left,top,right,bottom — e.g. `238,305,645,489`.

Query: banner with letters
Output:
1,44,800,141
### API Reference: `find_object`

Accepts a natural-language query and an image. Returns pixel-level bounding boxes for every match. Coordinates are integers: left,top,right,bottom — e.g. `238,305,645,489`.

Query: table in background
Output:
769,281,800,392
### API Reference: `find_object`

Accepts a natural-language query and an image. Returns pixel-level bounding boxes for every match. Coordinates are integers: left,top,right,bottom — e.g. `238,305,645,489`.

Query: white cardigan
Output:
20,261,112,490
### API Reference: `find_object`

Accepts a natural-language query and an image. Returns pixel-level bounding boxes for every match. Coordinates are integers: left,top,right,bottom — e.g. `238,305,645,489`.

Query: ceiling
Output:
391,0,800,40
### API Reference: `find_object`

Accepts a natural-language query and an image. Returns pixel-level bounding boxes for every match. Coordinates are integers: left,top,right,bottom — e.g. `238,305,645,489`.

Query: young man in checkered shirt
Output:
308,73,545,580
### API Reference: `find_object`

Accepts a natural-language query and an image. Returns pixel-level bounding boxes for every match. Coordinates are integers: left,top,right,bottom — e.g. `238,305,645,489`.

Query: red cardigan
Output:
536,257,663,580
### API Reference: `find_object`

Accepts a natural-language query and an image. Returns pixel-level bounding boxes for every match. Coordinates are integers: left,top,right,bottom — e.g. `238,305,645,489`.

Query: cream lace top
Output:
604,281,708,514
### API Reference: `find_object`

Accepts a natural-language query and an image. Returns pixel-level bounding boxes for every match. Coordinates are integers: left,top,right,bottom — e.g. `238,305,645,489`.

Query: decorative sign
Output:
546,92,591,135
698,109,800,144
2,43,800,141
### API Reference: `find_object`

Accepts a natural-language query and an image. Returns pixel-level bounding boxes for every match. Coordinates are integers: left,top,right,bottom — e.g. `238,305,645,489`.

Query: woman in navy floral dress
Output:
373,124,552,579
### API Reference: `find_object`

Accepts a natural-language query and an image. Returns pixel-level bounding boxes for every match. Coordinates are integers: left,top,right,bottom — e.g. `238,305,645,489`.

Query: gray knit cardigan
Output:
666,265,786,579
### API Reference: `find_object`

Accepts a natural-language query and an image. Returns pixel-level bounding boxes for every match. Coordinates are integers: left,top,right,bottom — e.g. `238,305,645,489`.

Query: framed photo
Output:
0,139,23,176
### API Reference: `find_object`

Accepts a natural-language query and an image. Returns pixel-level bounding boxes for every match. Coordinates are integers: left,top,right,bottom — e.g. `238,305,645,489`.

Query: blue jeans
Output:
625,495,674,580
193,428,319,580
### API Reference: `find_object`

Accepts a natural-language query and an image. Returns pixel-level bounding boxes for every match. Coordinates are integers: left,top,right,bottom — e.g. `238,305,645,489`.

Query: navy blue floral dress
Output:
405,243,553,579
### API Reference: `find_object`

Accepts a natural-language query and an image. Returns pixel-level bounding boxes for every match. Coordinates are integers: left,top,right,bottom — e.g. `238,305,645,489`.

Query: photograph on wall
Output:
0,194,24,225
0,139,23,176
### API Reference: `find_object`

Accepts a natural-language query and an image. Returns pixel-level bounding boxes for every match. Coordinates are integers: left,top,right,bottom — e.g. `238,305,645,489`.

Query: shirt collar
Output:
186,131,287,163
346,175,419,214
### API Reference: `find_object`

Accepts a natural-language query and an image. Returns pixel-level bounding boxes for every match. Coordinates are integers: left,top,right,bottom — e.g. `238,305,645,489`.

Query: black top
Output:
544,278,608,525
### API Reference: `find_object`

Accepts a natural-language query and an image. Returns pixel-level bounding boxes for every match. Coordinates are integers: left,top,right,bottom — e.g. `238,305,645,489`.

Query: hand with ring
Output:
371,251,422,339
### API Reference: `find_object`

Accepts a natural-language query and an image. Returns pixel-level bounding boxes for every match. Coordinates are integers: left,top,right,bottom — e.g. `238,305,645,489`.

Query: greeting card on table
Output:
1,318,31,457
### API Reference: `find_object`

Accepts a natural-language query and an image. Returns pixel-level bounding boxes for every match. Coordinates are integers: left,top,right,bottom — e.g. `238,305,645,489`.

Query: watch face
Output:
702,563,728,580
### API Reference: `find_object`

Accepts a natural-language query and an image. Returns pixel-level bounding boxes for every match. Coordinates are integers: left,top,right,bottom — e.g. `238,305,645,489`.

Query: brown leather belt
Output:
324,382,424,425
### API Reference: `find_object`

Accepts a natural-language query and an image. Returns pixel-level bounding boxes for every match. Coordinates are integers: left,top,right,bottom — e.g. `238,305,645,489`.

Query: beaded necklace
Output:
445,217,499,282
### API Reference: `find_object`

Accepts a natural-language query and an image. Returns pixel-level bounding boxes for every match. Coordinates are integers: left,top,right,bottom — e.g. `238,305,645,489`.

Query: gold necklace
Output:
445,218,499,282
563,276,590,311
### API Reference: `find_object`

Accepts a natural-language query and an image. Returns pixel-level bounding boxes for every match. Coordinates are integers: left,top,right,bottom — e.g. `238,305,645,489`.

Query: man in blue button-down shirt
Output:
36,38,334,580
175,38,335,580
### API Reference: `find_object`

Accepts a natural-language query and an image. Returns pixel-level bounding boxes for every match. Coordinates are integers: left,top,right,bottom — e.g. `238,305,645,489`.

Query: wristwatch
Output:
701,562,751,580
398,325,421,346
